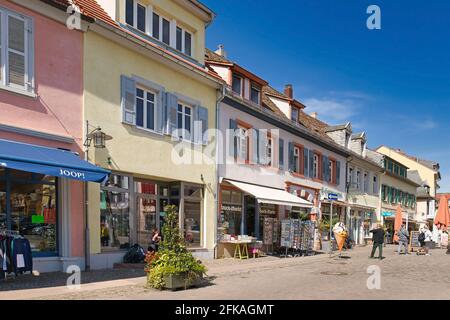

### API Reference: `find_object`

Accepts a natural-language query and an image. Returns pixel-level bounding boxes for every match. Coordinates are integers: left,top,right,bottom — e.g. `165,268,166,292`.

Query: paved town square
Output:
1,246,448,300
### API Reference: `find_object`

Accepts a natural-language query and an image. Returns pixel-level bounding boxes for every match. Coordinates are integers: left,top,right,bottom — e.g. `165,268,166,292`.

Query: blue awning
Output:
0,139,110,183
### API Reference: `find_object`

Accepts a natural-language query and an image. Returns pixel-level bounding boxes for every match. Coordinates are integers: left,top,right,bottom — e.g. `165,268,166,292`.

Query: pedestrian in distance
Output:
369,224,385,260
397,224,410,255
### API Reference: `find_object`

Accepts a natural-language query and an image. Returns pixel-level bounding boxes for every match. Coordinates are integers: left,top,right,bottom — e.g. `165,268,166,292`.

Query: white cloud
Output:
303,97,361,124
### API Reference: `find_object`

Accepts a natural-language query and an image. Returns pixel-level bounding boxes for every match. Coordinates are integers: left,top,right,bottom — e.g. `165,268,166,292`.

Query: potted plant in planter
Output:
145,204,206,290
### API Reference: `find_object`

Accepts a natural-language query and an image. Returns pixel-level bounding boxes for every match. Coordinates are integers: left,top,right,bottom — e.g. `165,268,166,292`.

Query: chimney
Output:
215,44,227,58
284,84,293,98
310,112,318,119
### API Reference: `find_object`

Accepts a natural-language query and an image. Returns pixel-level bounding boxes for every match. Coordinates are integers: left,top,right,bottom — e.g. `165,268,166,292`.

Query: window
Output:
176,27,182,51
250,84,260,104
293,146,301,174
137,4,146,32
101,174,130,251
125,0,134,26
313,154,320,179
152,12,160,39
373,175,378,194
1,170,57,256
135,87,156,131
177,103,193,140
125,0,146,33
185,31,192,56
364,172,369,193
349,167,354,186
394,164,399,176
236,126,249,161
356,170,361,189
0,8,34,93
232,74,242,95
291,107,299,123
267,137,273,166
162,18,170,45
329,160,335,184
175,26,193,56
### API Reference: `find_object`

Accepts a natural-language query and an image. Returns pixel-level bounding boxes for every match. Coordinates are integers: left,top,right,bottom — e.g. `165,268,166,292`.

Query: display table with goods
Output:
218,235,258,259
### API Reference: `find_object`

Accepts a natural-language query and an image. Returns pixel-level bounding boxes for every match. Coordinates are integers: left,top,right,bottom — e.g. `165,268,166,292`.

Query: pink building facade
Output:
0,0,88,272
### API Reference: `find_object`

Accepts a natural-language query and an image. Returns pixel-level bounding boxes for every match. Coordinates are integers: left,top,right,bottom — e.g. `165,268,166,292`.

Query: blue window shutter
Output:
336,161,341,185
258,129,268,165
197,106,209,145
308,150,314,178
121,75,136,125
279,138,284,170
288,142,294,172
229,119,237,157
252,128,259,164
164,92,178,135
156,90,165,133
303,148,309,176
322,156,328,182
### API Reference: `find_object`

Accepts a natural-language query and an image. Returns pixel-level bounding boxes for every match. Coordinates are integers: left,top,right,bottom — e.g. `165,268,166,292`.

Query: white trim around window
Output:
176,102,193,141
0,6,35,96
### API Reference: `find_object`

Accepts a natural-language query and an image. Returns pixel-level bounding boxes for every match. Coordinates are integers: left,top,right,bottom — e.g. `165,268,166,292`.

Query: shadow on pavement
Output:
0,268,146,292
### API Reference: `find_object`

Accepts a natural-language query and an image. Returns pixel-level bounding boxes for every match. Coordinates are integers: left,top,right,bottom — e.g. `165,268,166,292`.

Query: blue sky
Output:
203,0,450,192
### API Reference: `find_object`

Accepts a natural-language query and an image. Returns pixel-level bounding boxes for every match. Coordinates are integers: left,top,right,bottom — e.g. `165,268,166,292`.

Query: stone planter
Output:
164,272,203,291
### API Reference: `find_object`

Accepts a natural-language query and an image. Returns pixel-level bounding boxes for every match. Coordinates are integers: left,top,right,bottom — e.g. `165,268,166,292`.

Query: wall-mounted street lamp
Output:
83,120,113,271
84,124,113,149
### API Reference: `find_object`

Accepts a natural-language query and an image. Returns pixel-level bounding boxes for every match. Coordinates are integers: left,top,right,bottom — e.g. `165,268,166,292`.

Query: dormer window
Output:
125,1,193,57
291,107,299,123
232,74,242,95
250,84,260,104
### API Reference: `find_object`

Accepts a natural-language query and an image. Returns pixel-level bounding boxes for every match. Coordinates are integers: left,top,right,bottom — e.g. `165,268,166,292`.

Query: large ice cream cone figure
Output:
333,222,348,253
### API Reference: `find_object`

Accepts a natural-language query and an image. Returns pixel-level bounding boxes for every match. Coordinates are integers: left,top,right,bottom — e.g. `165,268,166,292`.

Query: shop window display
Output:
184,200,201,247
219,190,243,238
101,174,131,250
0,170,58,256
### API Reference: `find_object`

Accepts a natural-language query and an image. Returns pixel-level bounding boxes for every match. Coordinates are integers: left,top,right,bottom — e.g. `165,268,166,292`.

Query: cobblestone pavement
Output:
4,245,450,300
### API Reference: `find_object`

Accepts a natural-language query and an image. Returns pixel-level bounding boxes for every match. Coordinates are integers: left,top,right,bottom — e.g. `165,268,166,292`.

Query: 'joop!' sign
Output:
60,169,86,179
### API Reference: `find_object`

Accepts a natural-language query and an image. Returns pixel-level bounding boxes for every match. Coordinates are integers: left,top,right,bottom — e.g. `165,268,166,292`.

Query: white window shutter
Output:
193,105,208,144
164,92,178,135
26,17,34,92
7,15,26,88
121,75,136,124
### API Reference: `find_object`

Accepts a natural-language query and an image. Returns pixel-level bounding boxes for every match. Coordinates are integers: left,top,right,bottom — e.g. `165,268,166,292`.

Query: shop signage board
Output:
409,231,421,252
382,211,394,217
221,204,242,212
263,217,275,245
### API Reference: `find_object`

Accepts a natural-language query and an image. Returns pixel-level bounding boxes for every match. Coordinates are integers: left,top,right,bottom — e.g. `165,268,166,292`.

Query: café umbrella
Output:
434,195,450,230
393,205,403,243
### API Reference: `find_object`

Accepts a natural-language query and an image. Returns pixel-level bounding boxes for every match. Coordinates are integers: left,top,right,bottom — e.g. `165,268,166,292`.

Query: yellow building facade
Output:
83,0,222,268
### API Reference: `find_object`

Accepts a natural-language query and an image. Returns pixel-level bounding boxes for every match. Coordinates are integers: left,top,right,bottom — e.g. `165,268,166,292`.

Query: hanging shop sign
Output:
260,204,277,215
221,204,242,213
382,211,394,217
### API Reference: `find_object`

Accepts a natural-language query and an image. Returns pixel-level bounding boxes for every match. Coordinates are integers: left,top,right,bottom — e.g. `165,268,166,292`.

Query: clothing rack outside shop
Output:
0,229,33,280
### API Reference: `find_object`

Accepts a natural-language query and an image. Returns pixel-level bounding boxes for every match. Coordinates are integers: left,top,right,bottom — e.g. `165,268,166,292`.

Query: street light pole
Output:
329,200,333,256
84,120,91,271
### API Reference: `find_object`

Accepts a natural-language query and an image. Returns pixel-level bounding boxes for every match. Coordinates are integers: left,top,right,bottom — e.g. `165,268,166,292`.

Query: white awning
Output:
225,180,314,208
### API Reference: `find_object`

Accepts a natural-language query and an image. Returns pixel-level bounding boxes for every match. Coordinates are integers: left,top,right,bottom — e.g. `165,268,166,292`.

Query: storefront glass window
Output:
10,174,57,256
134,181,156,195
101,173,130,251
159,185,170,197
219,189,243,238
184,200,201,247
0,179,5,231
184,185,202,198
137,196,157,249
100,190,130,250
259,203,277,239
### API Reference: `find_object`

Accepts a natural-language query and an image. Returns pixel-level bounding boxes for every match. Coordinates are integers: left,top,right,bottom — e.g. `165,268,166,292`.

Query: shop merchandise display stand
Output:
0,229,23,280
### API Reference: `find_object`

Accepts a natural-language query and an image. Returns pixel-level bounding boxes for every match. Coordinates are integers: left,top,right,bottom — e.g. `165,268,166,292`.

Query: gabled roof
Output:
351,132,366,140
42,0,223,82
205,48,268,86
262,85,306,110
325,123,352,133
378,146,440,172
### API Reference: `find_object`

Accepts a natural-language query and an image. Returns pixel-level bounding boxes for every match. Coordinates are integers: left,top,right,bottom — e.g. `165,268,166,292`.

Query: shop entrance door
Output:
136,195,157,250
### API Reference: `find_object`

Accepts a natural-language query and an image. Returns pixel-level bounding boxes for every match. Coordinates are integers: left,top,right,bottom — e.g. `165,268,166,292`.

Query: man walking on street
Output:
370,224,385,260
397,224,409,255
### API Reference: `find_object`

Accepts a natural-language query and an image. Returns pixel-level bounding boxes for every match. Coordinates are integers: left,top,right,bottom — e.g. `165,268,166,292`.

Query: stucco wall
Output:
84,31,217,254
218,101,347,197
0,1,84,258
